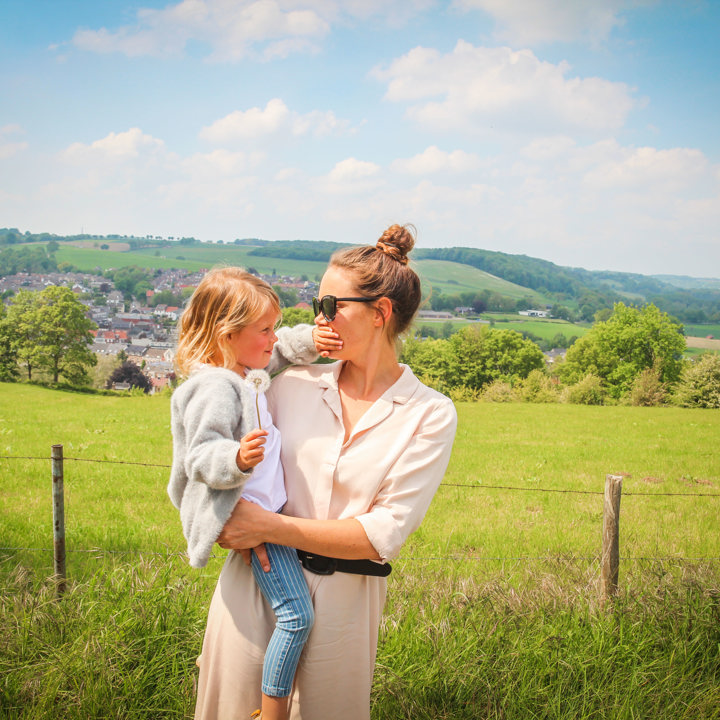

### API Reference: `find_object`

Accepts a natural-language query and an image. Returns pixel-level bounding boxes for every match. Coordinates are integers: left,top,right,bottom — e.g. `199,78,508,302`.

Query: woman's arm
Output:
217,499,381,561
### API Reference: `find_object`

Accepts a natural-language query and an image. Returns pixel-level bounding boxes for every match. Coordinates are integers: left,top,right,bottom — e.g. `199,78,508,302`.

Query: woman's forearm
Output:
271,513,381,561
217,499,381,561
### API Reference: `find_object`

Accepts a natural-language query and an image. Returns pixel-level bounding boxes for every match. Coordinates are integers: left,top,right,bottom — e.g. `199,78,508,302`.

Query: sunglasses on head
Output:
312,295,375,322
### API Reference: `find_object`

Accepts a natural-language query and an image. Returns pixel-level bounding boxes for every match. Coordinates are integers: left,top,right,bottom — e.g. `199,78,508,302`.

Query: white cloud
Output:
200,98,349,143
328,157,380,181
319,157,383,195
181,149,263,179
7,119,718,276
69,0,441,61
72,0,330,61
392,146,482,175
0,125,28,160
63,128,166,163
453,0,647,46
373,41,638,136
0,142,28,160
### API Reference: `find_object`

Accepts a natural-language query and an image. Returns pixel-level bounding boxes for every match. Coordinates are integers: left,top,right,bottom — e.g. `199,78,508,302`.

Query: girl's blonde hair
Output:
174,267,280,376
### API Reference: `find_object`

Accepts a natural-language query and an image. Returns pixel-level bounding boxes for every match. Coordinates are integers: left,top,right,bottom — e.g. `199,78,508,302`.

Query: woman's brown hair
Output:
329,224,421,339
174,267,280,376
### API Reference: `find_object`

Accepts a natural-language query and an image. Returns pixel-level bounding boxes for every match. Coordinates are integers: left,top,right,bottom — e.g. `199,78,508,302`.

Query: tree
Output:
92,354,122,390
272,286,299,308
400,336,455,393
6,290,44,380
560,303,685,399
6,287,97,384
106,361,152,393
448,325,545,390
401,325,545,392
0,302,19,381
109,266,153,299
281,307,314,327
34,286,97,384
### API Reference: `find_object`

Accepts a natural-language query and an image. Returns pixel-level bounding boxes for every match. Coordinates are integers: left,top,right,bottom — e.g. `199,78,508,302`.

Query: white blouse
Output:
267,360,458,561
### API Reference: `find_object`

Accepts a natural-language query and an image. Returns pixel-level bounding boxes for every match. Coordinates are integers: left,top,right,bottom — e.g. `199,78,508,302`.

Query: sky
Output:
1,0,719,278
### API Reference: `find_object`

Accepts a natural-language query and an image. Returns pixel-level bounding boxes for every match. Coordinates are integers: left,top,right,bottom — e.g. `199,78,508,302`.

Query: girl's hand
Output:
236,428,268,471
312,325,343,357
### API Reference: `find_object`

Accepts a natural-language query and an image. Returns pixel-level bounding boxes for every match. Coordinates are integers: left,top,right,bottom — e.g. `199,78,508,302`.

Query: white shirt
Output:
240,387,286,512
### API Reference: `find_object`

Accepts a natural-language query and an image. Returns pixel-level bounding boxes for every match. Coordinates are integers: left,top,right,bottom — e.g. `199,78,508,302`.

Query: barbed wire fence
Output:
2,446,720,601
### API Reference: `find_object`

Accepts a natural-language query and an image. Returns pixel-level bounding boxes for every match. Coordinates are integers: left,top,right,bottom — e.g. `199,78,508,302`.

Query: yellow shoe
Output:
250,711,262,719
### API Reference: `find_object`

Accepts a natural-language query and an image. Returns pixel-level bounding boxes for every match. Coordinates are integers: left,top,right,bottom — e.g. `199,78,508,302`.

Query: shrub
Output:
481,380,516,402
448,385,480,403
515,369,560,403
672,353,720,408
563,373,605,405
629,366,667,407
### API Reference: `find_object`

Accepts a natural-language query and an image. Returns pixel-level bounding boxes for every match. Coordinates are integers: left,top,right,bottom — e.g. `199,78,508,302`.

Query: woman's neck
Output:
338,345,402,401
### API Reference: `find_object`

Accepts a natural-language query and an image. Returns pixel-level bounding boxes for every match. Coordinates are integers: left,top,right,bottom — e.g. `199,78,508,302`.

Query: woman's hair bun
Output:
375,224,415,265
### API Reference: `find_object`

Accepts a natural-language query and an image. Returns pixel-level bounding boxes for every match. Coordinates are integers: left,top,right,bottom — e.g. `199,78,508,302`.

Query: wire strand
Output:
2,456,719,496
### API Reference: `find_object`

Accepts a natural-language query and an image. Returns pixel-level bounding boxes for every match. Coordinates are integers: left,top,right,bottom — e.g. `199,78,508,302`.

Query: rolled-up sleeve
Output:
354,397,457,561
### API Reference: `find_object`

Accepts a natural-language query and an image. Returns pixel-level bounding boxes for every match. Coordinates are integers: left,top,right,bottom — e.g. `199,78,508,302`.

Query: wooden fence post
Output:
600,473,623,604
52,444,66,597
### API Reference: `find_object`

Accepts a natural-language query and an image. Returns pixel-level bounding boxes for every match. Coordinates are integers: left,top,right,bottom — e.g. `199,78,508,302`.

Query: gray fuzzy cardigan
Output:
168,324,318,568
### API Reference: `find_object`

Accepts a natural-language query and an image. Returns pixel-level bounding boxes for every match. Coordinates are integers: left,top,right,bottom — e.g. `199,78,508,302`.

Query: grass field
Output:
684,323,720,338
2,383,720,718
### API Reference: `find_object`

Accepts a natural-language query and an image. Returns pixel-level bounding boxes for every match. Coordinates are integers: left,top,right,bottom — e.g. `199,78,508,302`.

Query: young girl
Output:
168,267,340,720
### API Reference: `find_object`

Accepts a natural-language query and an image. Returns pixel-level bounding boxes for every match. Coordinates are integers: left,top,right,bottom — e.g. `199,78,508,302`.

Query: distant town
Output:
0,269,320,393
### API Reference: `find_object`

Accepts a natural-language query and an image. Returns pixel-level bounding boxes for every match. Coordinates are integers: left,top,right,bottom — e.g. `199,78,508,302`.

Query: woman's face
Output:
314,265,378,360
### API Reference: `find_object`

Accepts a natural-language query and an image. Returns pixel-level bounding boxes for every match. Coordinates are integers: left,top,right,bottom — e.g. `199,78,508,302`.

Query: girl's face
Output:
226,305,279,372
315,265,378,360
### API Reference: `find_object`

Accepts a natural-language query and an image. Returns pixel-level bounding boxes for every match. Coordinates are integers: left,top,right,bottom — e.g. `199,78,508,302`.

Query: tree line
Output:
0,290,717,407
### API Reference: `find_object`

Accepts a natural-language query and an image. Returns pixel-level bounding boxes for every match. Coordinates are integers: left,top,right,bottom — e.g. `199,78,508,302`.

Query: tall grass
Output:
1,384,719,718
3,557,719,719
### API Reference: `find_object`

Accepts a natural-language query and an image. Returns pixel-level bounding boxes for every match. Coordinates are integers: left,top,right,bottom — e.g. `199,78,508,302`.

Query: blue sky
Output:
1,0,718,277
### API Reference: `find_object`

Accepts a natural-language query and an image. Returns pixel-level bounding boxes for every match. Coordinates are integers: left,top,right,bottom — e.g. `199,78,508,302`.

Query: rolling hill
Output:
3,229,718,323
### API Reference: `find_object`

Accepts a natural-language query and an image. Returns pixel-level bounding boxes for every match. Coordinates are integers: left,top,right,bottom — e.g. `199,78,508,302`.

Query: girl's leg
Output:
250,543,314,720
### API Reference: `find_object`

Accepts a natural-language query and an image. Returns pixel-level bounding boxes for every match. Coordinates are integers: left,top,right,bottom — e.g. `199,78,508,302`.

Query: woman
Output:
194,224,457,720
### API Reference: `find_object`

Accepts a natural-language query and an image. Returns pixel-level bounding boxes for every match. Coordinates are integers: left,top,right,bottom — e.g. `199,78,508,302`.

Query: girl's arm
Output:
267,324,342,374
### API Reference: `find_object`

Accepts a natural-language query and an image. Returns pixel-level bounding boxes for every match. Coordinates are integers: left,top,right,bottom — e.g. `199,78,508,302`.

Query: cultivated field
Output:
1,384,719,718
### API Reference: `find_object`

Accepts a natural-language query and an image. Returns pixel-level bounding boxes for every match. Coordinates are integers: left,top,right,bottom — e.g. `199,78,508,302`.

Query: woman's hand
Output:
312,324,343,358
236,546,271,573
217,498,274,550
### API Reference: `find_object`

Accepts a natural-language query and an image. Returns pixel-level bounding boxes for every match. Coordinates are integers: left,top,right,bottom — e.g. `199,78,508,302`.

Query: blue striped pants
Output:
250,543,314,697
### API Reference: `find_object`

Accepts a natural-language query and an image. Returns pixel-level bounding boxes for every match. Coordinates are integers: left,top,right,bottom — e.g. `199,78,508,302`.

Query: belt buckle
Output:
300,553,337,575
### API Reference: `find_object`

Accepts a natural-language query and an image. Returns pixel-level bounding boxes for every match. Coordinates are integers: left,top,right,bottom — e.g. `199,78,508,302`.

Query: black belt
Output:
297,549,391,577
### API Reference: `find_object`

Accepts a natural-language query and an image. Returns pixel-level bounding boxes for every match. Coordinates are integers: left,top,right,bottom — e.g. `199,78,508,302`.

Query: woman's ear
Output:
374,297,393,328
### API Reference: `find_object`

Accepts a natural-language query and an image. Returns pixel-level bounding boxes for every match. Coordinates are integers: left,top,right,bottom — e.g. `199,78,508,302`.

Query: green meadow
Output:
1,383,719,718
